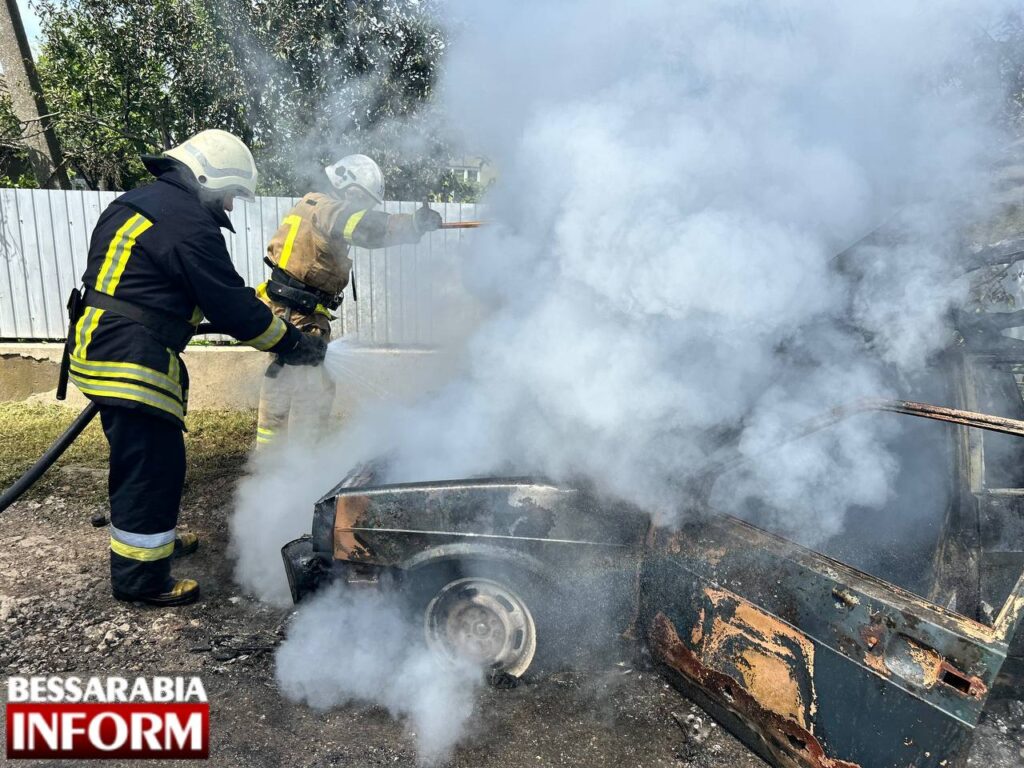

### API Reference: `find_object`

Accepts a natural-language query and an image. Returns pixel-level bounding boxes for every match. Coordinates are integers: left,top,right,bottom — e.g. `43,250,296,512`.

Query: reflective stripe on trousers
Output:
110,525,176,561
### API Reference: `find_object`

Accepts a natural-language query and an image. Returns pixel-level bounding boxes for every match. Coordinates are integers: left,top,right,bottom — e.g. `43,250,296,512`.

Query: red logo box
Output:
6,702,209,759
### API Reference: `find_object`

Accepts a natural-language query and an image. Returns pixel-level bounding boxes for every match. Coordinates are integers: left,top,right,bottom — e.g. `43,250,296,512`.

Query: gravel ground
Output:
1,409,1022,767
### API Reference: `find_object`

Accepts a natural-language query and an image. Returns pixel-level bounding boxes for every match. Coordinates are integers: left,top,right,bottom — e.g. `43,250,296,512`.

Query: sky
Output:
16,0,42,52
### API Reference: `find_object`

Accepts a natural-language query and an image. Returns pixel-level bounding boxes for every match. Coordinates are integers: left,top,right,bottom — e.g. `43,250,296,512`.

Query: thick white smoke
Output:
375,0,1012,535
276,583,482,764
234,1,1020,760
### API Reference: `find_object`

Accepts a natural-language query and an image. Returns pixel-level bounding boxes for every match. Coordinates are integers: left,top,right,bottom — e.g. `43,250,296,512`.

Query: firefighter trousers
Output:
98,405,185,596
256,318,335,449
255,360,336,449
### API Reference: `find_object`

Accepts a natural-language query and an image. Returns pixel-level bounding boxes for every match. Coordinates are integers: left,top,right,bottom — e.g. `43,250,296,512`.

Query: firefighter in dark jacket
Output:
71,129,326,607
255,153,442,448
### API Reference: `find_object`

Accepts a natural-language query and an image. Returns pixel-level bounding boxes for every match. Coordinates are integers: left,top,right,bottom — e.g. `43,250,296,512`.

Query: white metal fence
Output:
0,188,479,346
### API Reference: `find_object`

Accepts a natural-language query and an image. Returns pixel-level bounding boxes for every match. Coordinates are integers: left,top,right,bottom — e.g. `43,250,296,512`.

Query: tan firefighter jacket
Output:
265,192,422,299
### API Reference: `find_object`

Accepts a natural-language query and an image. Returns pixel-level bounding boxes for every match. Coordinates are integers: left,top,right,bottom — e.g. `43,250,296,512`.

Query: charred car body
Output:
283,339,1024,767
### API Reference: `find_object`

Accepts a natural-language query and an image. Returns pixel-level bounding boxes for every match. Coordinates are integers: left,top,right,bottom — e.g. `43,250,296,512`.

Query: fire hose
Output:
0,402,100,515
0,321,224,516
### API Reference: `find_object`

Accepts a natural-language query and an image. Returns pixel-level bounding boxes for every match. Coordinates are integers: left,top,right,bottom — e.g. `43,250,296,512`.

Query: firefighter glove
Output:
278,332,327,367
415,205,443,233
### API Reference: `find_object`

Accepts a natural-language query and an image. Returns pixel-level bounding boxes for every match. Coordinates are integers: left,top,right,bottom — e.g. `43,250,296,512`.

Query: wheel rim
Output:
425,576,537,676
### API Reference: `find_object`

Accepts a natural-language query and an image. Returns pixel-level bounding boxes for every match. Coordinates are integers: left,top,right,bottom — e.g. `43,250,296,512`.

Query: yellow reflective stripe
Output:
96,214,142,292
168,350,180,385
74,307,104,359
82,309,103,356
277,215,302,270
70,364,181,399
105,216,153,294
171,352,185,409
96,214,152,295
342,210,367,243
243,316,287,351
110,538,174,562
189,307,204,324
72,307,91,357
70,355,181,397
255,281,269,301
71,373,184,420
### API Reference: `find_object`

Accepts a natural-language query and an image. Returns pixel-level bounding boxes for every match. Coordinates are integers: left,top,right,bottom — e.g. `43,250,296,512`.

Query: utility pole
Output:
0,0,70,189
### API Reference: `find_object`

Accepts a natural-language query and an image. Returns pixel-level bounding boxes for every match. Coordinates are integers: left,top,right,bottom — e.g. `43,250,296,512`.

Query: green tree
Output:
0,90,37,186
27,0,471,197
213,0,450,197
33,0,277,189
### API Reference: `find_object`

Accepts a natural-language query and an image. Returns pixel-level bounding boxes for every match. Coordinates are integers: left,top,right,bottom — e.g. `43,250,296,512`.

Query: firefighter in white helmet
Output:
70,129,325,606
255,154,442,448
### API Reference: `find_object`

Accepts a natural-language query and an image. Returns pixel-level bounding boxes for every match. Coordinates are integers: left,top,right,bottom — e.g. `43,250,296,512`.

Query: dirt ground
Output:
1,405,1022,767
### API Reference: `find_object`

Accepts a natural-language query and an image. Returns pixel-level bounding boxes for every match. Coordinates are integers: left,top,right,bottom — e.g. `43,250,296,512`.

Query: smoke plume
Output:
375,0,1013,536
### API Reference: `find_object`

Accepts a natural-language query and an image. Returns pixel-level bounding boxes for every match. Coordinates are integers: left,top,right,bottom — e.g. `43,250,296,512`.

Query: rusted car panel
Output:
640,518,1024,768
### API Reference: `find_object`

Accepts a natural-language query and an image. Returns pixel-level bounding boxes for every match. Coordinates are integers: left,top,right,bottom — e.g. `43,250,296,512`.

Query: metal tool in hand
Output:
439,220,485,229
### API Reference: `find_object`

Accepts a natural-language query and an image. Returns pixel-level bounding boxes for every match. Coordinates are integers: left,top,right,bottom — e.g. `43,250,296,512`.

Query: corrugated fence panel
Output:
0,189,25,337
29,192,58,333
345,200,480,346
18,188,56,338
0,188,480,346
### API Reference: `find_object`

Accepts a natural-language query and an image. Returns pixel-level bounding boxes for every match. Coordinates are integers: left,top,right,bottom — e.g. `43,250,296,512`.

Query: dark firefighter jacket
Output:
71,166,301,428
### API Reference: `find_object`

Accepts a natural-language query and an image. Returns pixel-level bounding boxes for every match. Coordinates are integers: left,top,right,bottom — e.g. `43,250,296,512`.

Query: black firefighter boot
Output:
113,578,200,607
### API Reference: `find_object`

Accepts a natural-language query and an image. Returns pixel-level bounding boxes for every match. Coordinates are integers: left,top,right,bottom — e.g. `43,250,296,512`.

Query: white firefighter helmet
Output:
324,154,384,203
163,129,258,201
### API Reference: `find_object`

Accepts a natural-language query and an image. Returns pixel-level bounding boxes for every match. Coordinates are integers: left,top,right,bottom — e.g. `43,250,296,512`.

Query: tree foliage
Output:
0,90,37,186
17,0,480,199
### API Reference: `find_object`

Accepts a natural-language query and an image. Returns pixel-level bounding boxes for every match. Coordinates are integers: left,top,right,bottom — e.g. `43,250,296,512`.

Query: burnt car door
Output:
638,401,1024,768
932,350,1024,689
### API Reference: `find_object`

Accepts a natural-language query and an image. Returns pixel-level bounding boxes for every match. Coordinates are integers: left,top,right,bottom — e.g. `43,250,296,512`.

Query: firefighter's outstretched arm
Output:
313,200,442,250
175,229,304,356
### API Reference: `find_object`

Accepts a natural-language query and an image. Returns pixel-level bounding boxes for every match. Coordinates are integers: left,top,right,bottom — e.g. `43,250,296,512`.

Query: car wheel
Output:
424,576,538,677
410,563,545,677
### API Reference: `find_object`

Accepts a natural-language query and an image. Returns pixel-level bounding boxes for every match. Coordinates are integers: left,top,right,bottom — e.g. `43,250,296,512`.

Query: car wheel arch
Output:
400,542,553,584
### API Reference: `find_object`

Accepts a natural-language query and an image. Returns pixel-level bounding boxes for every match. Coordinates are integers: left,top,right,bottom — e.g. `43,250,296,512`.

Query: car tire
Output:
405,559,557,678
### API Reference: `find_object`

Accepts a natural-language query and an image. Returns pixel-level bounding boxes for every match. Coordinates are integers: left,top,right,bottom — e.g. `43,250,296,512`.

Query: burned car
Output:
282,347,1024,768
